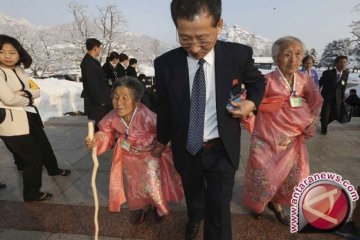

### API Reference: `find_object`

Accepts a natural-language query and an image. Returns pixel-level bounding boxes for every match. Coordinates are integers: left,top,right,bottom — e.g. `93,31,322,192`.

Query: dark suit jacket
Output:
319,68,349,106
154,41,265,171
126,66,137,77
102,61,118,86
116,63,127,79
80,53,111,120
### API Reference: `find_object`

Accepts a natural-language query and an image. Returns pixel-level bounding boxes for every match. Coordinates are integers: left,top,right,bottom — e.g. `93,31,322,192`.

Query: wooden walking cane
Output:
88,121,99,240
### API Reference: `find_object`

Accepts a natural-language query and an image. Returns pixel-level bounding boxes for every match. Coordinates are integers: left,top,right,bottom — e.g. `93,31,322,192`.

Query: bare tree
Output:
351,4,360,41
95,4,127,59
69,4,91,41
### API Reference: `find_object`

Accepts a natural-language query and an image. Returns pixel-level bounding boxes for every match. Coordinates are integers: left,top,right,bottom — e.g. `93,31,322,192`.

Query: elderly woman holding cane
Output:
85,77,183,225
241,36,323,225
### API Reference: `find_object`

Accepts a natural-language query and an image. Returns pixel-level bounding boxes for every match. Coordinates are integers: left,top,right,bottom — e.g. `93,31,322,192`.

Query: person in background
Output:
137,73,151,109
117,53,129,78
126,58,138,77
0,34,70,202
85,77,183,225
243,36,323,226
346,88,359,116
80,38,112,132
102,51,120,88
138,73,147,86
299,55,319,86
152,0,265,239
319,55,349,135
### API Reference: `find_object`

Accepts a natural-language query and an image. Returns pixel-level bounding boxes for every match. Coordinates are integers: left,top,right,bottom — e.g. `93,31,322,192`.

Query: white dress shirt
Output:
187,49,219,142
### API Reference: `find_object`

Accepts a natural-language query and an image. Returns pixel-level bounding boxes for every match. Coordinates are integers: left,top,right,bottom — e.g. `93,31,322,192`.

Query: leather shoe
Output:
133,208,150,225
268,202,289,226
185,221,200,240
49,169,71,177
252,211,264,220
25,192,53,202
153,208,163,224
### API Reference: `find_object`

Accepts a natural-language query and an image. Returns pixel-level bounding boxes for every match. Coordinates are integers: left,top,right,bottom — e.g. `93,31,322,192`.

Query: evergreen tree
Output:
320,38,351,68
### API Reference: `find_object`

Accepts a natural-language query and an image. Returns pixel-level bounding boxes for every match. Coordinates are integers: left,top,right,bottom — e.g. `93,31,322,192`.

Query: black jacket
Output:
80,53,111,120
154,41,265,170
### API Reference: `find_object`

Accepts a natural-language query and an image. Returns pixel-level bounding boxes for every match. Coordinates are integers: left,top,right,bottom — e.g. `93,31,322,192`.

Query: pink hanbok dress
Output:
94,103,184,214
243,69,323,213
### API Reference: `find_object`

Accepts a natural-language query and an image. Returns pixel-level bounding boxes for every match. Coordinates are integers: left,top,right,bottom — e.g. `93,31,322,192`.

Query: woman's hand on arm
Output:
151,140,167,158
85,136,97,149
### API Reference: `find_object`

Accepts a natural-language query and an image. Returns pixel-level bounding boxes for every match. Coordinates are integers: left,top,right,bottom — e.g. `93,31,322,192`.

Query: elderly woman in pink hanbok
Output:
242,36,323,226
85,77,183,225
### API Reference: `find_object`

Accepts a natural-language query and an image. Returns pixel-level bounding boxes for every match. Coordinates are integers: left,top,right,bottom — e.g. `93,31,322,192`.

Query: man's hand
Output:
227,99,256,120
151,140,167,158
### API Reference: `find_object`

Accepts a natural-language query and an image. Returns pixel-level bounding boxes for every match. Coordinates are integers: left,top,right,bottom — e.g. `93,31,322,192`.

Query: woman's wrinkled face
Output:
0,43,20,68
276,41,303,77
112,86,137,119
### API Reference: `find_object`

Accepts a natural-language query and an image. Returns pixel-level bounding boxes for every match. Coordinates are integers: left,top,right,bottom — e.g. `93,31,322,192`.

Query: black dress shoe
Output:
25,192,53,202
49,169,71,176
0,182,6,189
267,202,289,226
185,221,200,240
153,208,163,224
252,211,264,219
133,208,150,225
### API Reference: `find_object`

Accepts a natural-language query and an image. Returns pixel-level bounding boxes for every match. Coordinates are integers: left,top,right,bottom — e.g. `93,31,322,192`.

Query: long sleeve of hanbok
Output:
302,74,323,138
95,113,117,155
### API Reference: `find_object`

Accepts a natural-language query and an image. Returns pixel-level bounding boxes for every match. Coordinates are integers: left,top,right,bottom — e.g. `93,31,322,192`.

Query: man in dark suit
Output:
80,38,112,131
116,53,129,79
126,58,138,77
151,1,265,239
319,55,349,134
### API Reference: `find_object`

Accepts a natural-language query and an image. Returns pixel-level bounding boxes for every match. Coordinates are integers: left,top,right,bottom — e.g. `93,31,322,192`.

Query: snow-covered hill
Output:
219,24,272,57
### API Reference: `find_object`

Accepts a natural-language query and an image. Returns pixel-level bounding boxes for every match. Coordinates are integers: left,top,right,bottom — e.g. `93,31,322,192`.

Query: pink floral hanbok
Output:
243,69,323,213
94,103,184,214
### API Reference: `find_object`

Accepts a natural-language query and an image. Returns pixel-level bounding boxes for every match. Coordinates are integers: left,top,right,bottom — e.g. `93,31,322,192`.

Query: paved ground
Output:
0,116,359,240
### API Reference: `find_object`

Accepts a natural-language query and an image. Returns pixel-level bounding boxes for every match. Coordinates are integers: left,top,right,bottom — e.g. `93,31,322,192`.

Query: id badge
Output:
290,97,302,108
121,139,131,151
341,80,345,86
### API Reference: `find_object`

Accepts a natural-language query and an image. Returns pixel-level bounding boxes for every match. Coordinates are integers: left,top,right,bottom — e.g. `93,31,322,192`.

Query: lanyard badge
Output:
289,91,302,108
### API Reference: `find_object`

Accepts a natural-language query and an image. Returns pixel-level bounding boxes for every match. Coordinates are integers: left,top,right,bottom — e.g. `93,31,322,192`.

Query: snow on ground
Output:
33,78,83,121
33,69,360,122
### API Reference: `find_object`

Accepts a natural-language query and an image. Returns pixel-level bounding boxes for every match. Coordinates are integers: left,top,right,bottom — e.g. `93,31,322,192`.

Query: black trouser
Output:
320,103,340,132
180,141,235,240
87,105,112,132
4,141,24,169
1,112,60,200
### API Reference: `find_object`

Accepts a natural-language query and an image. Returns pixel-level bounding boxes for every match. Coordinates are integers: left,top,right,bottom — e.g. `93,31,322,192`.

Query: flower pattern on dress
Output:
250,135,267,154
246,168,277,203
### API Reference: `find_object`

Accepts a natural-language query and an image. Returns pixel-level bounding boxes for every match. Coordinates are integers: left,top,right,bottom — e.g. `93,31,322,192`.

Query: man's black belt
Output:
202,138,222,151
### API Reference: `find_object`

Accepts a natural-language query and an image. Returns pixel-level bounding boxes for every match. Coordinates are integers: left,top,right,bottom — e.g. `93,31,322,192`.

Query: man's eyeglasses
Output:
176,32,216,48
